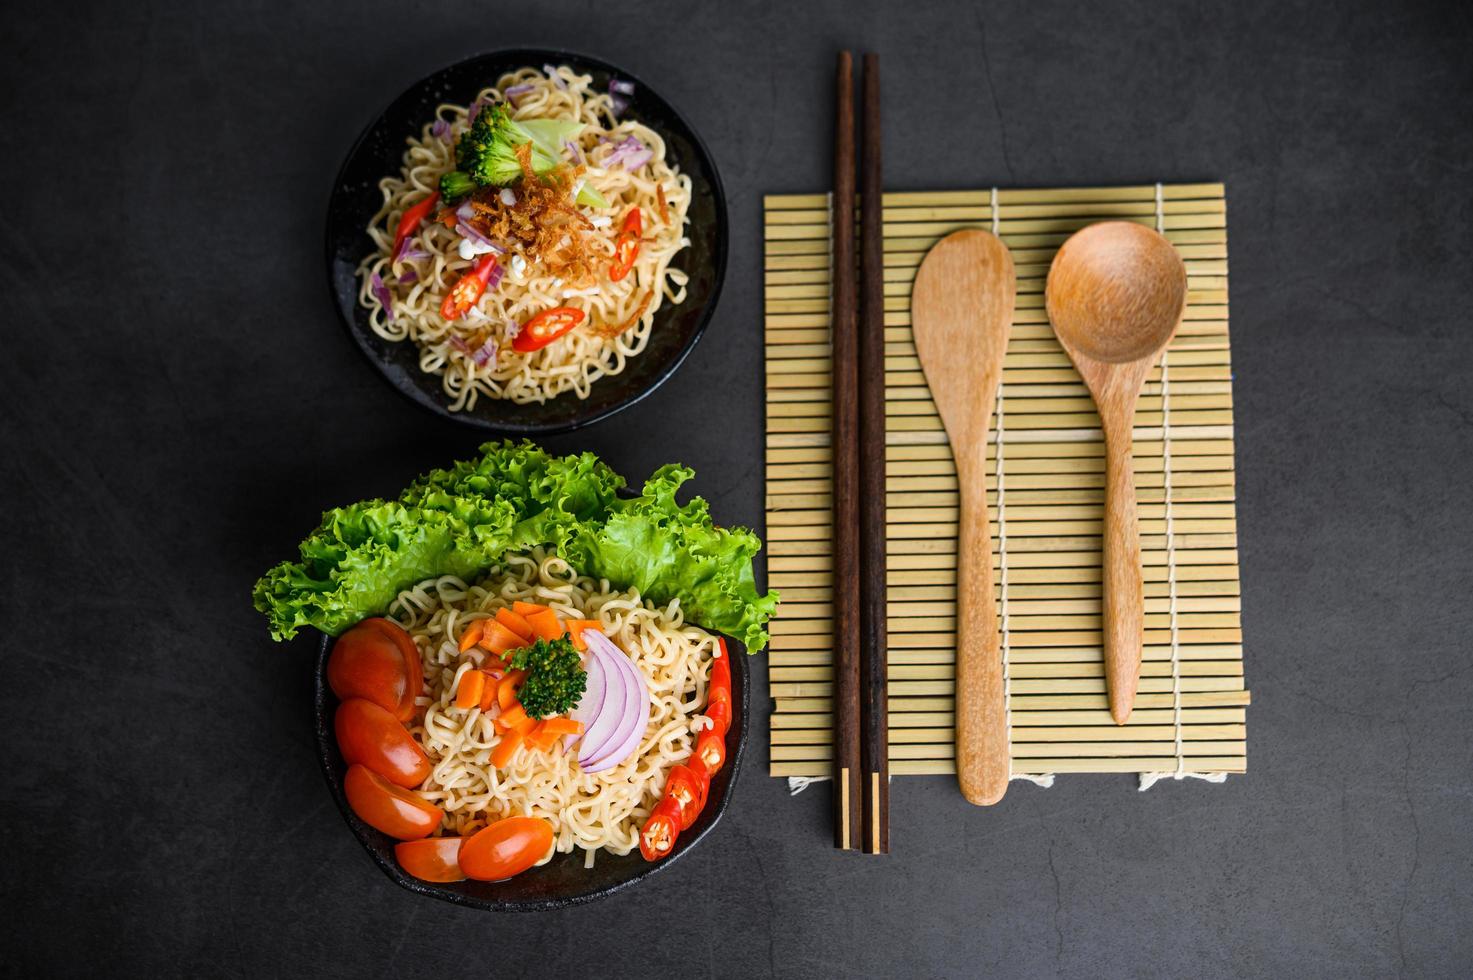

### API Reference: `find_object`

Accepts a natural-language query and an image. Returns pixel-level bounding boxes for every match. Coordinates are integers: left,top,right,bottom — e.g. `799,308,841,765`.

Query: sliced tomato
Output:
639,795,683,861
328,619,419,721
511,307,585,353
458,817,554,881
335,698,431,787
343,764,442,840
440,254,500,321
608,208,642,281
394,837,466,882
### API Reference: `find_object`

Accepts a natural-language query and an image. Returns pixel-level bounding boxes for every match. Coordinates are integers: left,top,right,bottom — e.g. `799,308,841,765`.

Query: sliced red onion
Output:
431,118,451,142
398,268,418,285
456,200,476,221
467,98,487,124
564,139,583,165
499,187,517,206
609,78,636,97
576,644,628,768
369,272,393,319
471,337,496,366
605,135,652,171
483,258,505,291
448,335,472,354
393,234,427,265
566,639,610,751
455,221,504,255
543,65,567,90
504,319,521,340
505,83,534,104
578,632,650,773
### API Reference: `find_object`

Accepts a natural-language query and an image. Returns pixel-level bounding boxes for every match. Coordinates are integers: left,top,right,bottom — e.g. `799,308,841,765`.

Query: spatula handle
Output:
954,464,1009,806
1102,411,1144,724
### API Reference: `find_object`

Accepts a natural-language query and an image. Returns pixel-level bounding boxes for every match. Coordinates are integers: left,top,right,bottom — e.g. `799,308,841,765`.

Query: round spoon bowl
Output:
1045,222,1186,364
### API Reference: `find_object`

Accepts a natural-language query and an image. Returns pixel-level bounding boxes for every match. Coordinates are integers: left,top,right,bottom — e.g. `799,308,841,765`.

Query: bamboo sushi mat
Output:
762,183,1250,786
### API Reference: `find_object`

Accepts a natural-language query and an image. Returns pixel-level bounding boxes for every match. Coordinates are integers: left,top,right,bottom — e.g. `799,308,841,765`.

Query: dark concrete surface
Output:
3,1,1470,977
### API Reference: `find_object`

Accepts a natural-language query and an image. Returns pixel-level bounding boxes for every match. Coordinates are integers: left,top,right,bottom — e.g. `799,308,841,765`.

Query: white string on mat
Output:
992,186,1053,789
1139,182,1226,791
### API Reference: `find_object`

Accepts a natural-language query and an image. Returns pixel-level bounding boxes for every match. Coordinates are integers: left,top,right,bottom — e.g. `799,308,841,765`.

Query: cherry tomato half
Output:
395,837,466,883
335,698,431,788
458,816,554,881
608,208,643,281
328,619,419,721
511,307,586,353
343,764,442,841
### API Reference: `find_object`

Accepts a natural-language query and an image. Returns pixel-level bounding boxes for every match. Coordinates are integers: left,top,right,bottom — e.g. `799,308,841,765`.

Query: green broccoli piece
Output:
439,170,476,201
508,636,587,719
456,104,536,186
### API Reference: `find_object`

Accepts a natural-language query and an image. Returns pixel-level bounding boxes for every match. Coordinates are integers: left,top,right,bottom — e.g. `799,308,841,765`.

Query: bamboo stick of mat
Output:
858,52,889,854
828,50,862,852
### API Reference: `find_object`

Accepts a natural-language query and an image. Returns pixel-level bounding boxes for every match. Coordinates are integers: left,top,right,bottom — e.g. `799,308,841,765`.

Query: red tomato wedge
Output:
458,817,554,881
394,837,466,882
512,307,585,353
608,208,642,281
328,619,420,721
343,764,441,841
335,698,431,788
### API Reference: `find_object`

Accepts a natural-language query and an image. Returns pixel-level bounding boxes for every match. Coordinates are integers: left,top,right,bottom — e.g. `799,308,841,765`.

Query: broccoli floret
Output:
508,636,587,719
439,170,476,201
455,104,532,186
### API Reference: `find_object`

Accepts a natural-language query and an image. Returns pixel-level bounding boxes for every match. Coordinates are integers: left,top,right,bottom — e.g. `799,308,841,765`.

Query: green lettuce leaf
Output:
252,441,778,650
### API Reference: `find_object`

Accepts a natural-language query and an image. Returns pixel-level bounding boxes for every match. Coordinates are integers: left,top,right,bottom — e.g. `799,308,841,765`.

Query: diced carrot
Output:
524,607,564,642
538,718,584,737
511,600,547,617
495,607,535,642
497,703,528,732
497,670,526,712
525,722,558,752
478,671,498,712
563,619,604,651
457,620,485,653
453,670,485,710
513,716,538,737
490,728,525,768
480,620,529,656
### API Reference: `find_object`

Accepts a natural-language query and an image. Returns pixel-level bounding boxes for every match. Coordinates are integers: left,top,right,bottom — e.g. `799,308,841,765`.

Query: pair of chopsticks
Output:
831,50,888,855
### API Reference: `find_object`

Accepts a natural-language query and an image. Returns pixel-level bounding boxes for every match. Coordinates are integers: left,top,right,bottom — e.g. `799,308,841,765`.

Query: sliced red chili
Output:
663,765,706,831
439,255,500,321
394,191,440,254
694,728,726,775
512,306,586,353
711,638,732,697
608,208,643,282
639,794,684,861
704,688,732,736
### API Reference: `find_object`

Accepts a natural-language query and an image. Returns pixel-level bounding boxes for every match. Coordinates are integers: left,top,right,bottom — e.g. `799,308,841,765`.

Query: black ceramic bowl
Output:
313,630,748,911
325,48,728,434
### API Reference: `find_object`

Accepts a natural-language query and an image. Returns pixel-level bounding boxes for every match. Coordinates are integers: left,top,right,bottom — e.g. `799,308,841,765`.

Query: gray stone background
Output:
3,1,1469,976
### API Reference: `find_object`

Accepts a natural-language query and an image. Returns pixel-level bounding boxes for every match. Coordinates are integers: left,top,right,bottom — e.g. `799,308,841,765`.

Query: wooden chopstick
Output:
857,52,889,855
829,49,862,852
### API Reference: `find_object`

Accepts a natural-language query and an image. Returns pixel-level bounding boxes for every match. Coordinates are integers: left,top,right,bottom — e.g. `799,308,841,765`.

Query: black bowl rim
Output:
322,46,729,435
313,626,750,912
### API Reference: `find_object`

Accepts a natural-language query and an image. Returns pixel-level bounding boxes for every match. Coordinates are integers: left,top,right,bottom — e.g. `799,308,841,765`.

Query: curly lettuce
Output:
252,441,778,650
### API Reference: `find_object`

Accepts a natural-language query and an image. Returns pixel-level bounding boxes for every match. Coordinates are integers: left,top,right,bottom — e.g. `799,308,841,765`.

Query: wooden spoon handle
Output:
1102,411,1144,724
954,468,1009,805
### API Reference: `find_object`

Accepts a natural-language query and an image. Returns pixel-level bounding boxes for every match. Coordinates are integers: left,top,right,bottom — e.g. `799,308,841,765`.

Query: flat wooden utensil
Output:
912,230,1015,806
1045,221,1187,724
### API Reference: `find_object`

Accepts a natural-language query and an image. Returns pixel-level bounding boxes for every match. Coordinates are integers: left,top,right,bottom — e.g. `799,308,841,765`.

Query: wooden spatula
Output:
911,230,1016,806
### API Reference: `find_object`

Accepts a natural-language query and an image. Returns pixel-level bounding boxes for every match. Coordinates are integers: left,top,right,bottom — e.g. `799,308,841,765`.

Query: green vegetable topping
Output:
251,441,779,650
439,170,476,201
455,105,576,187
507,636,587,719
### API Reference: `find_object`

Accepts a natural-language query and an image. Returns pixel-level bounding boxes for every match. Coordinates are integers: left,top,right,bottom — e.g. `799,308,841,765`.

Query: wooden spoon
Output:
1045,221,1187,725
911,230,1015,806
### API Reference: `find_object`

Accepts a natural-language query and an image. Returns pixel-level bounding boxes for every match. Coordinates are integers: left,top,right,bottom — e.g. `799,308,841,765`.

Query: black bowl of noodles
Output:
312,628,750,911
324,48,728,434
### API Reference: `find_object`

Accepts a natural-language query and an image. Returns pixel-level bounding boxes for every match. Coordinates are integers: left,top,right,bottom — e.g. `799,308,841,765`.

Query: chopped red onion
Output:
605,135,652,171
398,268,418,285
504,319,521,339
467,98,487,124
392,234,427,265
483,258,505,292
505,83,534,104
499,187,517,206
543,65,567,90
455,221,505,254
449,335,472,354
431,118,451,142
456,200,476,221
471,337,497,366
565,139,584,165
369,272,393,319
609,78,636,97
